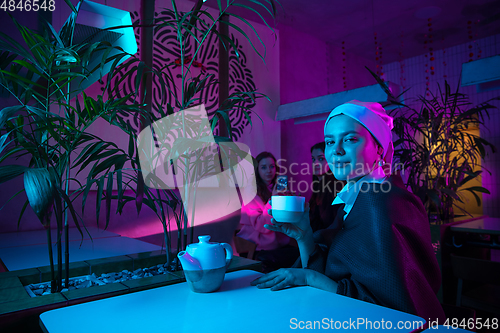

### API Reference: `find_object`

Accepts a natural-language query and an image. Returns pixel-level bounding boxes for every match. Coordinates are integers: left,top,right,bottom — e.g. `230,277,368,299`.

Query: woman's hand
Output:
251,268,339,293
251,268,309,291
266,201,316,267
264,203,312,241
271,183,295,197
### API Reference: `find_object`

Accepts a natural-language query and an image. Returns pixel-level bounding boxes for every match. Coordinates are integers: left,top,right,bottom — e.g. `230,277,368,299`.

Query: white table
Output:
450,217,500,261
0,226,120,249
450,217,500,236
40,270,426,333
0,237,161,271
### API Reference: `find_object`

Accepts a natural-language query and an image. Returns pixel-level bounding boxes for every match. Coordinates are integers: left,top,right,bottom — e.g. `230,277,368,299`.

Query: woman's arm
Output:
251,267,338,292
297,228,315,267
240,198,273,234
264,204,316,266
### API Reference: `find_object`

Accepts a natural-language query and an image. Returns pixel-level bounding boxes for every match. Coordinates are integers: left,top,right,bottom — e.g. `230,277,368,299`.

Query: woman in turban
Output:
251,101,445,322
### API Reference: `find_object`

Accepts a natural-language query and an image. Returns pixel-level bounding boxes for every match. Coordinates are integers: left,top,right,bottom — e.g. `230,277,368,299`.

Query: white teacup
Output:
271,196,305,223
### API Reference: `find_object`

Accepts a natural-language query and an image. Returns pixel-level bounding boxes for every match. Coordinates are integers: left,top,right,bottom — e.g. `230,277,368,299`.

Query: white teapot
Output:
177,235,233,292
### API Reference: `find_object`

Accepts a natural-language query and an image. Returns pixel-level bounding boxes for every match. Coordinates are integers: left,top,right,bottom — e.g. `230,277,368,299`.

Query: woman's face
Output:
324,115,381,182
258,157,276,185
311,148,329,177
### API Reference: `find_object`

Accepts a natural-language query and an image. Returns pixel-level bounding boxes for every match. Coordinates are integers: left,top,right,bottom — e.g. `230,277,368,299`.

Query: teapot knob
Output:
198,235,211,243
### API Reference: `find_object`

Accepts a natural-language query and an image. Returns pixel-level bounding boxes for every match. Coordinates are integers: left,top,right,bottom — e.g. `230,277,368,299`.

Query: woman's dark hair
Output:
310,141,325,154
254,151,277,203
310,142,341,204
310,142,333,194
309,142,346,232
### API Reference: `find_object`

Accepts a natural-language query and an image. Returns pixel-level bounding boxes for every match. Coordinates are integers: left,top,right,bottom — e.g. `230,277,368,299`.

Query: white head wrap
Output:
324,100,394,165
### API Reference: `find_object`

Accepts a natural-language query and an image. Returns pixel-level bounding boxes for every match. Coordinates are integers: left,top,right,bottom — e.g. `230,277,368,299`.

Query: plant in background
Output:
368,68,498,222
0,0,144,292
1,0,280,286
110,0,279,269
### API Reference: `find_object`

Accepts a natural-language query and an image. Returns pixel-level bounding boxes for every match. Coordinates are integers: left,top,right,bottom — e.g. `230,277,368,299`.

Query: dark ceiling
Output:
201,0,500,64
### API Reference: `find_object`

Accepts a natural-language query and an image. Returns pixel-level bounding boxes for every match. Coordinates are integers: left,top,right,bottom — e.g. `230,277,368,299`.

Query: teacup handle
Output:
221,242,233,268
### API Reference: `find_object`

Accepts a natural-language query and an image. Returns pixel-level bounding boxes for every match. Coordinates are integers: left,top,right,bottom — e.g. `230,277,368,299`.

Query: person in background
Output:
309,142,345,233
237,151,299,272
251,101,445,322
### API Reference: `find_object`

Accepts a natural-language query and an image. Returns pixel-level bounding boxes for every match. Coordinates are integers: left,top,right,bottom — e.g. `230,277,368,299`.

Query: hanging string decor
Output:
399,31,406,90
424,37,429,96
342,41,347,90
370,0,384,81
424,18,433,96
468,19,483,61
476,20,482,59
373,32,384,81
379,42,384,81
374,32,378,76
468,20,474,62
442,36,447,80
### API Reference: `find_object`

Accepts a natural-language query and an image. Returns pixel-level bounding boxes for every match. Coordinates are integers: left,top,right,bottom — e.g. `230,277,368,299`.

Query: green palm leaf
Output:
23,168,55,228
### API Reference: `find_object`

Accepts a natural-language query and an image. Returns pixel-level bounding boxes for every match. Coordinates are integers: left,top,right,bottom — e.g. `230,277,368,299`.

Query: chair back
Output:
450,255,500,285
233,231,257,260
450,254,500,315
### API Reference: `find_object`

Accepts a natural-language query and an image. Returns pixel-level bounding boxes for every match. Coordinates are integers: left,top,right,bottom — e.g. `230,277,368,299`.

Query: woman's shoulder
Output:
242,194,268,210
357,174,427,220
360,174,416,200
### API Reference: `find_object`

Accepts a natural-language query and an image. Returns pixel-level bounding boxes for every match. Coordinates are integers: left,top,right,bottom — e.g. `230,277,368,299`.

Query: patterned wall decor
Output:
101,10,257,141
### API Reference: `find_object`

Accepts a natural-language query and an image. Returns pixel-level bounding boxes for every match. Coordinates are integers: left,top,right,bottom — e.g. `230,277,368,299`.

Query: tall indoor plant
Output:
110,0,279,269
0,0,280,286
368,68,497,221
0,0,144,291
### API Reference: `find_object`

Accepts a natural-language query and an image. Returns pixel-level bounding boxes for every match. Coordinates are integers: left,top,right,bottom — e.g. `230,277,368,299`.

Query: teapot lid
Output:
187,235,218,250
198,235,212,243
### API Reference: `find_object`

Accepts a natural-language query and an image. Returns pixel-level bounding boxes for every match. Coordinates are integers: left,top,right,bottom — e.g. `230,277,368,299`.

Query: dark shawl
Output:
308,173,345,233
306,175,445,322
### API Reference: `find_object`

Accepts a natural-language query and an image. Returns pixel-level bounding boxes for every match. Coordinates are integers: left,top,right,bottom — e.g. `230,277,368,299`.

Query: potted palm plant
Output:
0,0,279,291
367,68,497,222
0,1,144,292
109,0,279,269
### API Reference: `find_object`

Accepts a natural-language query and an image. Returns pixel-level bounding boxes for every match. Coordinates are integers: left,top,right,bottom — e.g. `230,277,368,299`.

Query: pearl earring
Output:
378,160,385,167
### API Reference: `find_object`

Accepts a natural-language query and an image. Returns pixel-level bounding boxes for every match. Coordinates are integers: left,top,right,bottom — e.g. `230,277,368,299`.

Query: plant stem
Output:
57,197,63,291
46,227,56,293
156,188,170,264
64,163,70,288
163,222,171,266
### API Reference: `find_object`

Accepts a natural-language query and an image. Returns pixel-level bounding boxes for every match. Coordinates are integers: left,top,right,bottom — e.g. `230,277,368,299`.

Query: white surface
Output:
276,82,402,121
0,227,120,249
271,195,305,211
0,237,161,271
461,55,500,86
271,210,303,223
40,270,426,333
